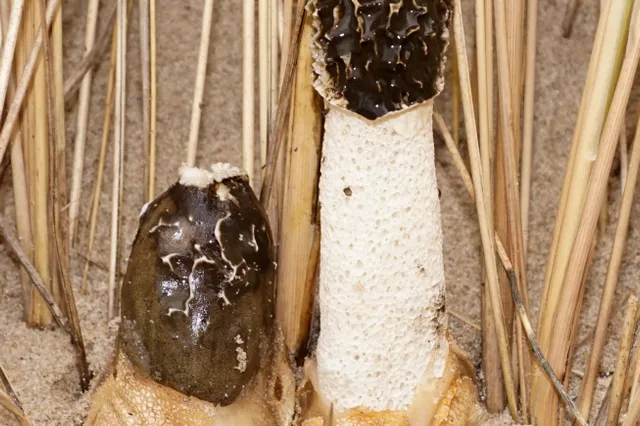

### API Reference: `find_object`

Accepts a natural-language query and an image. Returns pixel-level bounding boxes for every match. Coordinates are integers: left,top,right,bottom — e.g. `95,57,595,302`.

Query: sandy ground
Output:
0,0,638,424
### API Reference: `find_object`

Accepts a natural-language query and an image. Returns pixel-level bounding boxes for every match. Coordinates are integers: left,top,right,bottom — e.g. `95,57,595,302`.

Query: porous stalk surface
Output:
317,101,448,411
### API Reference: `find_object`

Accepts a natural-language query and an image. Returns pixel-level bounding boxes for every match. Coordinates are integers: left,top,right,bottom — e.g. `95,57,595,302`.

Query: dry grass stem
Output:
280,0,294,82
434,112,474,195
562,239,595,426
77,251,125,278
0,391,30,425
435,111,586,425
452,0,519,419
109,0,128,319
139,0,151,201
538,0,612,325
242,0,255,181
63,2,117,103
50,3,67,308
513,0,531,410
521,0,538,250
30,0,53,323
450,37,460,146
494,0,531,416
260,0,269,170
0,1,34,323
267,105,290,242
605,295,638,426
81,29,117,294
14,0,38,324
538,2,639,422
475,0,502,409
0,217,68,331
484,0,494,146
68,0,99,247
622,382,640,426
276,15,322,356
435,111,511,266
148,0,157,199
505,0,524,157
490,131,511,413
0,0,59,165
261,0,304,244
269,0,280,133
599,189,609,234
448,310,481,331
629,321,640,405
0,364,30,425
474,6,501,412
619,0,640,194
620,118,628,194
301,229,320,338
623,394,640,426
52,4,69,264
265,0,289,234
0,0,23,120
475,0,492,211
259,0,306,208
186,0,215,167
579,99,640,420
624,327,640,424
1,364,22,407
534,0,634,421
495,236,588,426
595,385,613,426
10,132,33,318
39,0,91,389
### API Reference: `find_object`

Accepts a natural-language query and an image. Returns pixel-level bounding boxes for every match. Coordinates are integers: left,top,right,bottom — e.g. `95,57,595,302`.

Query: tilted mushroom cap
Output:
309,0,454,120
118,164,276,406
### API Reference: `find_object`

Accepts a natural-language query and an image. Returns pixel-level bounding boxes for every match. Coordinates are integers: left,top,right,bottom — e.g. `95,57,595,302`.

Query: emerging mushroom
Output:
86,164,295,426
300,0,478,424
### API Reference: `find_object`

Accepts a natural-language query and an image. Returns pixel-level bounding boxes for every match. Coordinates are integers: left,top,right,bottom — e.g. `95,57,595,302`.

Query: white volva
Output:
316,100,448,411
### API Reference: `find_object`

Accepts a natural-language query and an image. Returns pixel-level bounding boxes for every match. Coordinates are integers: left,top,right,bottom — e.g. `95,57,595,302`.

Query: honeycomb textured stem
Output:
317,101,448,411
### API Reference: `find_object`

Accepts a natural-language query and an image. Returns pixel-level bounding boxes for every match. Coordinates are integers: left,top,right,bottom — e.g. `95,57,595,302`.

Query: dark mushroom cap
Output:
118,167,275,406
309,0,453,120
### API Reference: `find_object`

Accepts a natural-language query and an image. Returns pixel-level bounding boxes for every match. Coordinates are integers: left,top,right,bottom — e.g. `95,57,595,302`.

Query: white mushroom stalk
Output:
318,102,447,411
303,0,478,423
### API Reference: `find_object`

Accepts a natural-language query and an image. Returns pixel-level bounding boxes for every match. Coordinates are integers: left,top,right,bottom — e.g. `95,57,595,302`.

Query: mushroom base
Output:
299,338,479,426
86,337,295,426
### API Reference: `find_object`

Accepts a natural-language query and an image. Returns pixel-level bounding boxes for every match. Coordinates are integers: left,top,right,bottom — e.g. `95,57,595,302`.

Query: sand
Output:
0,0,637,424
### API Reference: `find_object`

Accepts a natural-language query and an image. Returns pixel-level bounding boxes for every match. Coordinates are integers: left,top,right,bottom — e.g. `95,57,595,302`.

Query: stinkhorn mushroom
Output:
300,0,478,424
87,164,295,426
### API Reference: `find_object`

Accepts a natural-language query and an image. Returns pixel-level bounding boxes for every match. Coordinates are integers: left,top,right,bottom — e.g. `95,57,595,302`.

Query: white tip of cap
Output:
178,163,247,188
139,200,152,217
209,163,247,182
